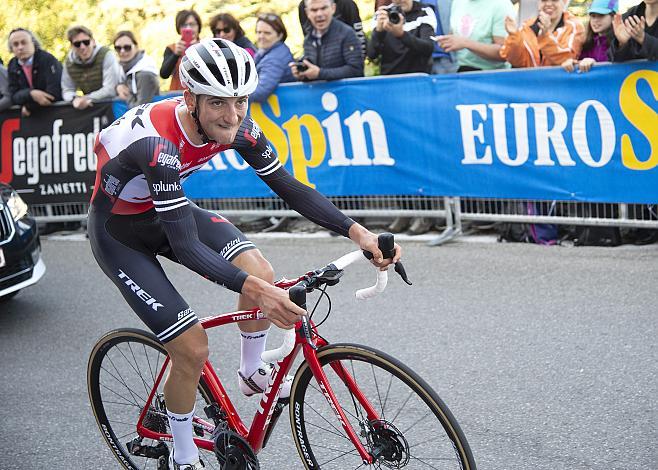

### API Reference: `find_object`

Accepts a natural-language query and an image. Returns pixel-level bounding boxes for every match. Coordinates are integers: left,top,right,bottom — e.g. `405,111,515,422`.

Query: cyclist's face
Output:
196,95,248,144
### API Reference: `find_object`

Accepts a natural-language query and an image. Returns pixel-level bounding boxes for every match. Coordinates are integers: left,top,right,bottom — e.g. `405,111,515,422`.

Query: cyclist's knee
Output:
165,326,209,371
234,250,274,284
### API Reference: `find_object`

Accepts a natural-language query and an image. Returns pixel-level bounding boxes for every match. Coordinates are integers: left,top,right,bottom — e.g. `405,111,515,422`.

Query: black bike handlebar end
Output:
289,284,307,310
363,232,396,261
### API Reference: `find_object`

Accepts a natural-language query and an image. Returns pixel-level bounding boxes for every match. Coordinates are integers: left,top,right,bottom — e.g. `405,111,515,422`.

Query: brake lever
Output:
394,261,412,285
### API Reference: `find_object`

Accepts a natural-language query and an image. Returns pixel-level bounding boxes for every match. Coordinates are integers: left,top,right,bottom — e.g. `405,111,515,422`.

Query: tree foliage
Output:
2,0,374,84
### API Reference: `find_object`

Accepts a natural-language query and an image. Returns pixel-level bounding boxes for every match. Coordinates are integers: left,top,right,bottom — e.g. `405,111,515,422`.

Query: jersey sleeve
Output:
130,136,250,292
234,118,355,237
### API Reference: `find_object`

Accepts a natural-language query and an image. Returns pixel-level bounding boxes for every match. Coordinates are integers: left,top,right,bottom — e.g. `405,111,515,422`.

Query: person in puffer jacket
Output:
500,0,585,68
250,13,295,103
113,31,160,108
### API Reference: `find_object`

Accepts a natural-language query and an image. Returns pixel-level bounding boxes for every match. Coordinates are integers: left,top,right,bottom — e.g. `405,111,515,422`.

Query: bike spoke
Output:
99,381,141,408
401,410,433,435
104,354,147,405
389,388,415,424
318,447,361,467
305,414,351,441
370,364,386,421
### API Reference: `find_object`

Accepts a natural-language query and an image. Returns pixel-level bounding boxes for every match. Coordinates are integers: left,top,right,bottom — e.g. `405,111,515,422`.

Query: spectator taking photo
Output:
290,0,364,81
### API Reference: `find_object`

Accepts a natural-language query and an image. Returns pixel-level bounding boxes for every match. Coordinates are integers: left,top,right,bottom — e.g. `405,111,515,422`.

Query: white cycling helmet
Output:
179,38,258,97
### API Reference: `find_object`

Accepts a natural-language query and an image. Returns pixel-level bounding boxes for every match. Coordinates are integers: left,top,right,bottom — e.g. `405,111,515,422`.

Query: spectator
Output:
298,0,367,56
251,13,295,103
113,31,159,107
209,13,256,56
61,25,119,110
425,0,458,74
0,62,11,112
290,0,364,81
160,9,201,91
367,0,437,75
368,0,439,235
435,0,514,72
7,28,62,117
610,0,658,61
500,0,585,68
562,0,618,73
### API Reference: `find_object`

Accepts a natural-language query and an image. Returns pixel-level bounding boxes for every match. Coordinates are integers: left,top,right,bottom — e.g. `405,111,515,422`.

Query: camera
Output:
294,58,309,73
387,4,403,25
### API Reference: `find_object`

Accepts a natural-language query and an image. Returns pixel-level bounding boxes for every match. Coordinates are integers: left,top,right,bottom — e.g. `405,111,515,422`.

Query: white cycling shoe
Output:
237,363,293,399
168,450,204,470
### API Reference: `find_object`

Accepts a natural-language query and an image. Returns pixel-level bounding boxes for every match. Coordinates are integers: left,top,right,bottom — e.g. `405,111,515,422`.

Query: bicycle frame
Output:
134,277,380,464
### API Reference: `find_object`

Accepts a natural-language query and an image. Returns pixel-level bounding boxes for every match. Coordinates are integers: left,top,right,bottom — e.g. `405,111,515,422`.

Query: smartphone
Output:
430,35,439,41
181,27,194,47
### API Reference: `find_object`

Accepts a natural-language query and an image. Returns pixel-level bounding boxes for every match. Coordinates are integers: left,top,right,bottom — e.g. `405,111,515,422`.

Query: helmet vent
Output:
197,44,226,87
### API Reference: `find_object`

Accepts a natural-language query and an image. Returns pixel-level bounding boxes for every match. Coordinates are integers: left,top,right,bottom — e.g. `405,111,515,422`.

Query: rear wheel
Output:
289,344,476,469
87,328,221,469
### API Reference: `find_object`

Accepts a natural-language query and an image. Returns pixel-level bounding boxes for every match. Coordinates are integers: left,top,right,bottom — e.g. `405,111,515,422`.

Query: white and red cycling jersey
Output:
89,96,353,293
91,97,280,215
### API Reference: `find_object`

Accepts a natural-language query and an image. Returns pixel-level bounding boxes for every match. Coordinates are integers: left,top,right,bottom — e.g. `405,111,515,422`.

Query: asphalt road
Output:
0,234,656,469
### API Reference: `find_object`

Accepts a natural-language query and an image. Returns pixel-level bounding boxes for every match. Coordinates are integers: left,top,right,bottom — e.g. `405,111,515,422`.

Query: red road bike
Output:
88,234,476,469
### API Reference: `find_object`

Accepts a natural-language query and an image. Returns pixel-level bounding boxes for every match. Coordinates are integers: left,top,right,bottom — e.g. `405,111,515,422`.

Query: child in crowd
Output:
562,0,618,73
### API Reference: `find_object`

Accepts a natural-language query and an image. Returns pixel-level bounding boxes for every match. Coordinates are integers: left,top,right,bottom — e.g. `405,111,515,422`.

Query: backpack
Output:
561,203,622,247
497,201,559,245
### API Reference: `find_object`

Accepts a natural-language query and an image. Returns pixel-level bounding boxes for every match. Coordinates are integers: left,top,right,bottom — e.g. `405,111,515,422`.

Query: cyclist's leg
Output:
189,205,282,392
88,209,206,465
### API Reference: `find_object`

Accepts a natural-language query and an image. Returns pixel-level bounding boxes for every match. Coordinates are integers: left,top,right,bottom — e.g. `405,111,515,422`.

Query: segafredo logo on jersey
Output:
149,145,181,170
151,181,181,194
456,70,658,171
0,117,103,184
117,270,163,311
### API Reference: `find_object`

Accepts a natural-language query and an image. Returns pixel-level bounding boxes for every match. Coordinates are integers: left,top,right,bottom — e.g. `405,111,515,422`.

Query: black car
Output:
0,183,45,300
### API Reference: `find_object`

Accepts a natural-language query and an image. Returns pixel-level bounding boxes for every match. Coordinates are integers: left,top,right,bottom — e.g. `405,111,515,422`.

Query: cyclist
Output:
87,38,401,469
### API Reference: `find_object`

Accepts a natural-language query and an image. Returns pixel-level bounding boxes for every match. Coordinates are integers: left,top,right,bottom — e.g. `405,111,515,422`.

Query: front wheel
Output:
289,344,476,469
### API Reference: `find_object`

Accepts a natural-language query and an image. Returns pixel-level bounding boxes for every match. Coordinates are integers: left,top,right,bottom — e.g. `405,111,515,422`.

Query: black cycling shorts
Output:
87,203,256,343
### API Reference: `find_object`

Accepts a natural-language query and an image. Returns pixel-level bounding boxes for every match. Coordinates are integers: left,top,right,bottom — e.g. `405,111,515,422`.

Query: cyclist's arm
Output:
235,119,355,237
132,136,250,292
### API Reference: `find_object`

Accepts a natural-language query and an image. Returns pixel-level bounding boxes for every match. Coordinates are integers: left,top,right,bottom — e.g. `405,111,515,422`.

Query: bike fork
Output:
303,344,374,465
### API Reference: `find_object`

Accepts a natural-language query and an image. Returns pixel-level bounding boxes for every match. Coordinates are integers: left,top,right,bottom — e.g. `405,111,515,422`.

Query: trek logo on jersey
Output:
117,270,163,311
149,150,181,171
151,181,181,195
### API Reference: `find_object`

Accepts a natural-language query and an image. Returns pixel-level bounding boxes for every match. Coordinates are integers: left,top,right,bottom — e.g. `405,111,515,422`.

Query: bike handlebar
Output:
261,233,410,364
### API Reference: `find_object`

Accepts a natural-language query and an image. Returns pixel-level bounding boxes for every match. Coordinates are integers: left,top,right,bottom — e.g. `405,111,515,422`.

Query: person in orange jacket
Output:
499,0,585,68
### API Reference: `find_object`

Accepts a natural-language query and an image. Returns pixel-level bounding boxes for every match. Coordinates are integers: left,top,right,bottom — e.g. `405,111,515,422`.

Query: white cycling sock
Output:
240,328,270,376
166,408,198,465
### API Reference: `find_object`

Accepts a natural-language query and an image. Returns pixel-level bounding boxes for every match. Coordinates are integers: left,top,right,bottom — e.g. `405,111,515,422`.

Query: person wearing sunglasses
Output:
208,13,256,56
160,9,202,91
6,28,62,117
61,25,119,110
113,31,159,108
250,13,295,103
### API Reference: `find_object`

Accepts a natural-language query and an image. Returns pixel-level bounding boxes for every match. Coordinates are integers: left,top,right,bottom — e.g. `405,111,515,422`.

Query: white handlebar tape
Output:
261,328,296,363
355,270,388,300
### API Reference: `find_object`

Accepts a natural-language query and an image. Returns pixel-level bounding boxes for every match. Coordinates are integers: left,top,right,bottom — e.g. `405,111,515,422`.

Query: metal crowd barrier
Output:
31,196,658,245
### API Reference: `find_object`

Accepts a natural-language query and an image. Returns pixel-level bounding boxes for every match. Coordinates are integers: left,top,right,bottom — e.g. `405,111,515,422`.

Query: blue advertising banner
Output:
176,63,658,203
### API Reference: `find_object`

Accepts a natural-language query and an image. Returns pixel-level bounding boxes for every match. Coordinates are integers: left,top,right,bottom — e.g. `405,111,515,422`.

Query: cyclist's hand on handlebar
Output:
242,276,305,329
349,224,402,269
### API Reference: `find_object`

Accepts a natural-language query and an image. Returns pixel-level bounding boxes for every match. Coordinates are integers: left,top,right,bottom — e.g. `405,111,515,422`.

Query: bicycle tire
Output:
289,343,476,469
87,328,220,470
